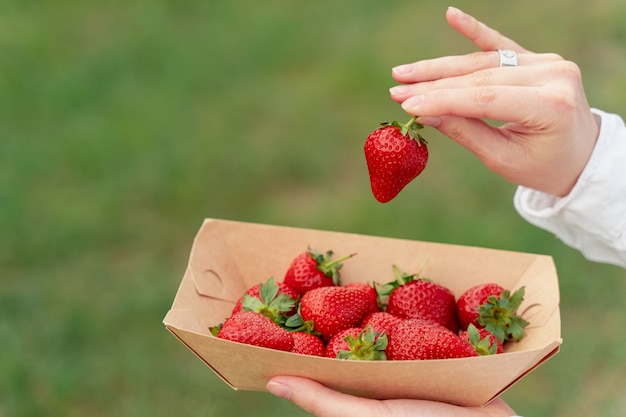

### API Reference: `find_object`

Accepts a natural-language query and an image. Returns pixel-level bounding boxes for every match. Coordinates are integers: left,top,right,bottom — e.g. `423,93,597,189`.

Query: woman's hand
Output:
389,7,600,197
267,376,517,417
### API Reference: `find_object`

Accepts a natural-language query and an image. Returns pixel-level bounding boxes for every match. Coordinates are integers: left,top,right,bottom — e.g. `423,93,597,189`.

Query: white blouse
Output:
514,108,626,268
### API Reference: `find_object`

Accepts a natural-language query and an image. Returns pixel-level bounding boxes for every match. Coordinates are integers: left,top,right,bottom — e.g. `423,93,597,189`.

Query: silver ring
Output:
498,49,518,67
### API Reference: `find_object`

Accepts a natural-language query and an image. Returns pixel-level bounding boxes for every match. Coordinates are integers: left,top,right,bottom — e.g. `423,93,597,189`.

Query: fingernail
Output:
267,380,292,400
448,6,467,19
401,94,425,111
392,64,414,75
389,84,413,96
416,116,441,127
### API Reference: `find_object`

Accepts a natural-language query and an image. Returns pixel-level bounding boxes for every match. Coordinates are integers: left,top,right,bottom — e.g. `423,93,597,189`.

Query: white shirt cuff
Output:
514,108,626,267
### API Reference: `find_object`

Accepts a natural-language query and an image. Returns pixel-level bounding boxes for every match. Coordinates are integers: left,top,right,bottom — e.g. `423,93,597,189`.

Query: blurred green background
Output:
2,0,626,416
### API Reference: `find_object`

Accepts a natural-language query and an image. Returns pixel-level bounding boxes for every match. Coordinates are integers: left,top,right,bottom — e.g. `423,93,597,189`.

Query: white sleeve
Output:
513,108,626,268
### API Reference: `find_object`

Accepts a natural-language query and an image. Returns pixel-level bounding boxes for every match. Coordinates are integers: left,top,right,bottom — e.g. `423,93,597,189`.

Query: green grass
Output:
2,1,626,416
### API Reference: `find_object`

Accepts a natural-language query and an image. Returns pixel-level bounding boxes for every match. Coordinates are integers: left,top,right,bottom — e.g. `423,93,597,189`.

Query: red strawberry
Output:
360,311,403,336
325,326,387,360
457,283,505,330
378,266,458,333
460,324,504,355
291,332,325,357
364,117,428,203
325,328,362,359
215,311,294,352
283,248,356,295
386,319,477,360
456,283,528,343
231,277,298,324
299,286,372,341
344,281,380,316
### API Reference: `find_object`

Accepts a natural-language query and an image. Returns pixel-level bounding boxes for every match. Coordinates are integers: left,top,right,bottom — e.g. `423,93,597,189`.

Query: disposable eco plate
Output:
164,218,562,406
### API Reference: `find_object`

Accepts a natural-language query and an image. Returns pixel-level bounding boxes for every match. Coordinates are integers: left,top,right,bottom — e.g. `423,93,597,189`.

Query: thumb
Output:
417,115,509,164
446,7,529,53
266,376,382,417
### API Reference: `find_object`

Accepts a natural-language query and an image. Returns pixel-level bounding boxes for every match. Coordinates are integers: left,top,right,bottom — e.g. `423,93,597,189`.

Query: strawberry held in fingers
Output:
364,116,428,203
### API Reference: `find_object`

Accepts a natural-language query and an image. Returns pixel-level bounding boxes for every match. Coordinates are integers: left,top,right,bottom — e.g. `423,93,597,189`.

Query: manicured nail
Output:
266,380,292,400
392,64,414,75
416,116,441,127
447,6,467,19
389,84,413,96
401,95,425,111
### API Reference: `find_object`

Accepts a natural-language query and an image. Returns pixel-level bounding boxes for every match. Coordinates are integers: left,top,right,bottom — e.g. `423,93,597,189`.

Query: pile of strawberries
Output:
210,248,529,360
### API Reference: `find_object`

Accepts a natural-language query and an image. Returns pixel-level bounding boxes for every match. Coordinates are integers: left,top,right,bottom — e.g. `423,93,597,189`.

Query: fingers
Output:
399,85,551,126
390,64,557,103
392,51,563,84
392,8,551,85
267,376,385,417
445,7,528,53
415,115,526,178
395,58,583,124
267,376,519,417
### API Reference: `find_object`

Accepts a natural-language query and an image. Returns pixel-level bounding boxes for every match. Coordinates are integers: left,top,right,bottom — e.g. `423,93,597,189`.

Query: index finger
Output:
446,7,530,53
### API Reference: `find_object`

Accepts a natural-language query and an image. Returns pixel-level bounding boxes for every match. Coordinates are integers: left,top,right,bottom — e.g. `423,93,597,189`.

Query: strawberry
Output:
214,311,294,352
325,328,362,359
291,332,325,357
299,286,372,341
283,247,356,295
364,116,428,203
325,326,387,360
386,319,477,360
457,283,505,330
231,277,298,325
456,283,529,343
378,266,458,333
360,311,403,336
460,324,504,355
344,281,380,316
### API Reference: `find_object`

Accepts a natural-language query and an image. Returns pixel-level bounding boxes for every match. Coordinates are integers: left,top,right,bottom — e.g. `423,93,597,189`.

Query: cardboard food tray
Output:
163,218,562,407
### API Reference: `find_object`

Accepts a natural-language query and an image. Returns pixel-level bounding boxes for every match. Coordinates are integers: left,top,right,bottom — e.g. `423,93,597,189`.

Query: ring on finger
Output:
498,49,518,67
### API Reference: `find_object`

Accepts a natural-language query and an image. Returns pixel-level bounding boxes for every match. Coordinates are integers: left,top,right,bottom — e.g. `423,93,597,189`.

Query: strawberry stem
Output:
398,116,424,142
403,116,418,130
325,252,357,269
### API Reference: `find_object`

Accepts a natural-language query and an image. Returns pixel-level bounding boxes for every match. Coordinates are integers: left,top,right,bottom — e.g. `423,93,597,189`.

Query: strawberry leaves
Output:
477,287,529,343
383,116,425,141
336,326,388,361
241,277,298,326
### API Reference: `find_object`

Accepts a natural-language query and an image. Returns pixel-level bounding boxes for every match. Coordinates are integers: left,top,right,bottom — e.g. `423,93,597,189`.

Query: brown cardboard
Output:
163,218,562,406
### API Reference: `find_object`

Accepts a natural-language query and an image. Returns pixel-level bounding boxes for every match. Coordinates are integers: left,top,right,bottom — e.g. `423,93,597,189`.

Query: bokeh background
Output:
2,0,626,416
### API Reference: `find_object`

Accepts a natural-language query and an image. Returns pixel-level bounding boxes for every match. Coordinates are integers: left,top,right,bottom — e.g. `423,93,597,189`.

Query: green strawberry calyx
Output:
283,306,321,336
466,324,498,356
375,264,430,308
308,247,357,286
241,277,298,326
381,116,426,144
337,325,388,361
477,286,529,344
